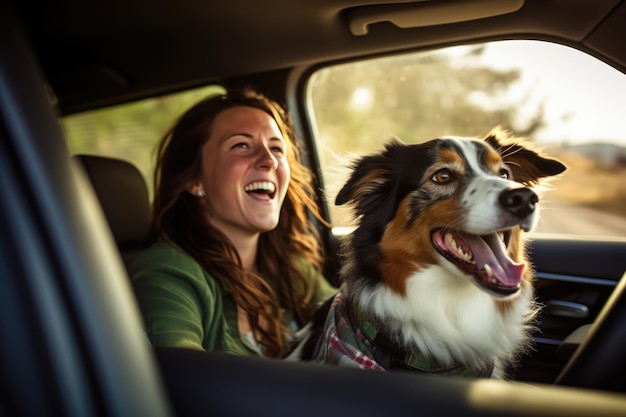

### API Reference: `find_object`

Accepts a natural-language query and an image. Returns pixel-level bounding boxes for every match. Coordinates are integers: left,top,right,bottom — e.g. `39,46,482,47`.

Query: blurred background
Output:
308,40,626,238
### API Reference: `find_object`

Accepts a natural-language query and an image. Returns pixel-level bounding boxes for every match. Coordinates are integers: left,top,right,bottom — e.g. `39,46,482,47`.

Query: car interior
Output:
73,155,151,267
2,0,626,416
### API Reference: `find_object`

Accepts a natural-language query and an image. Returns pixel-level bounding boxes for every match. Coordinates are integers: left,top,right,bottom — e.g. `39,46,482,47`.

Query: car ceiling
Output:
12,0,626,115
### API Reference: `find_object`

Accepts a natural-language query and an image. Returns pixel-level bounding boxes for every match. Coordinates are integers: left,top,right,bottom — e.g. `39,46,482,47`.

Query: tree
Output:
310,45,545,157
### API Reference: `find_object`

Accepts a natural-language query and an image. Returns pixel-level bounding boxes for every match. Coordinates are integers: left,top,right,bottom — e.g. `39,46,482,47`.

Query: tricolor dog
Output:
290,129,566,379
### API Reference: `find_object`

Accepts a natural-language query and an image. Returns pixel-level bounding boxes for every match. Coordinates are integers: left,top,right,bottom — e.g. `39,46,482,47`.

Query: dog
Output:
289,128,566,379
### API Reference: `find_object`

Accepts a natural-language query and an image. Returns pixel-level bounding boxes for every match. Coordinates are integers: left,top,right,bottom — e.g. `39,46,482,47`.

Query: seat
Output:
74,154,151,266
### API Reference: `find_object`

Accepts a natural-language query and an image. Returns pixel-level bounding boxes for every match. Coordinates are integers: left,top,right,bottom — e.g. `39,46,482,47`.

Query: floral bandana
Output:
309,292,494,377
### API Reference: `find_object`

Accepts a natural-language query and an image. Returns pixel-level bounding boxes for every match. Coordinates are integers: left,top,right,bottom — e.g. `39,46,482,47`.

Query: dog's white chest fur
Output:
356,264,536,378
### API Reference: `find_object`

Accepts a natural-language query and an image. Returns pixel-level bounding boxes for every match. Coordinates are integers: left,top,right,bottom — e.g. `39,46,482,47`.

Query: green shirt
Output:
129,240,336,355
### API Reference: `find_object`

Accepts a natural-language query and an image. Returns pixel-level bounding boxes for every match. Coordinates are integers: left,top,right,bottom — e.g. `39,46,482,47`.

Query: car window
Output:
307,40,626,239
62,85,226,197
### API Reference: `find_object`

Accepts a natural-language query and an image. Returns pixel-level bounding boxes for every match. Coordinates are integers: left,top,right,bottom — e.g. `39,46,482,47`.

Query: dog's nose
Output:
499,187,538,219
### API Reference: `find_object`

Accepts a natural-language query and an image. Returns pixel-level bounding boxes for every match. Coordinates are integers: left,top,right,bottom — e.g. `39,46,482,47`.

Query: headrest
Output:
75,155,150,247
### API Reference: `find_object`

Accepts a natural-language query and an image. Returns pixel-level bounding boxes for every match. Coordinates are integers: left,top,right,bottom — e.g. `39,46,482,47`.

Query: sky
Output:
478,40,626,146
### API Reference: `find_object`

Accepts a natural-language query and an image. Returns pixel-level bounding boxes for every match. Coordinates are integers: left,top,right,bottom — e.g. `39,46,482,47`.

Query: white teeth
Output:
244,181,276,193
498,232,505,242
483,264,495,282
445,232,473,262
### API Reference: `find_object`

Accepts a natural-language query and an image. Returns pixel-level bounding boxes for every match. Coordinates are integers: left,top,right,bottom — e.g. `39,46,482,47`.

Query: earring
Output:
196,190,205,198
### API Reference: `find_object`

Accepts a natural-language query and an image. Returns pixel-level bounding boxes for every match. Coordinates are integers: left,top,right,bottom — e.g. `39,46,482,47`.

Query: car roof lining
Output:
13,0,625,114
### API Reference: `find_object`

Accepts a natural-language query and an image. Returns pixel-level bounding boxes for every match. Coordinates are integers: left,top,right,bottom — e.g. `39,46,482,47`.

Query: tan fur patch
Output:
379,196,467,295
484,146,504,174
350,168,388,201
438,148,464,166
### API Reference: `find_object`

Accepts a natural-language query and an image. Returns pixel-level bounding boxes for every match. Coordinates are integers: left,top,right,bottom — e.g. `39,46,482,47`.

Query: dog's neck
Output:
349,301,494,377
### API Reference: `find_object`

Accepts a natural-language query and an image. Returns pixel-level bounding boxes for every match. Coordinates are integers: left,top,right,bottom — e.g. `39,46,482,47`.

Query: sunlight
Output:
480,40,626,146
350,87,374,112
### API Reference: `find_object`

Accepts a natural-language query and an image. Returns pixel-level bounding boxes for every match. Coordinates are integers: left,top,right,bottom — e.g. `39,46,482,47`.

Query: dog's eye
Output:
432,168,453,184
499,168,510,179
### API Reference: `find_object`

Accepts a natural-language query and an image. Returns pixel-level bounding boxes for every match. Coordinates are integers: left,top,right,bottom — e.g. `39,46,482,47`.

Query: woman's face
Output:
193,106,291,240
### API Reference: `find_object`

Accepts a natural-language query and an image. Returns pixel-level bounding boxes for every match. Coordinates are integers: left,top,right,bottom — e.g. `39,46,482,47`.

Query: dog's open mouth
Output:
431,228,525,297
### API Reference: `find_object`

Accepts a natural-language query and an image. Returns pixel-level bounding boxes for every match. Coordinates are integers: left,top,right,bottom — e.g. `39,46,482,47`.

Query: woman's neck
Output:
207,218,260,271
228,232,259,271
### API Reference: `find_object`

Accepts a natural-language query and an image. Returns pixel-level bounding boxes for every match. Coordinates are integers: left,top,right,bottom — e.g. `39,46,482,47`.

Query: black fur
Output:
335,139,441,288
296,296,335,360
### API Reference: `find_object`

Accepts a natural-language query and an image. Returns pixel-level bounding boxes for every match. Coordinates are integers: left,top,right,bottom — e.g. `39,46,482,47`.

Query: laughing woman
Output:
129,88,336,358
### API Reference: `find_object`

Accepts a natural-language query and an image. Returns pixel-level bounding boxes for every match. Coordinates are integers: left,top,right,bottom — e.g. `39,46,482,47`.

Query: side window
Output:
62,85,226,198
307,40,626,238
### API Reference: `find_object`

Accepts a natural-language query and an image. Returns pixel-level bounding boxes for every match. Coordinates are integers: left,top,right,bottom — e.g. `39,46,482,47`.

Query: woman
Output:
129,88,336,358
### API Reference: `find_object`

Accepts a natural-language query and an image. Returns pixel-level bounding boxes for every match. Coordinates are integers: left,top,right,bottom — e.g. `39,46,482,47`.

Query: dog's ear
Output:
335,137,426,245
485,128,566,185
335,137,405,207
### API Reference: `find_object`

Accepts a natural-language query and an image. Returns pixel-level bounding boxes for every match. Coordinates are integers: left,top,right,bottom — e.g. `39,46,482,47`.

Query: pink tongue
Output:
462,233,525,288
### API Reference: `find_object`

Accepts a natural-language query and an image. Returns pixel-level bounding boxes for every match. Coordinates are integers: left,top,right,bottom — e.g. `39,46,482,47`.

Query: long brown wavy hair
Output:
151,88,327,357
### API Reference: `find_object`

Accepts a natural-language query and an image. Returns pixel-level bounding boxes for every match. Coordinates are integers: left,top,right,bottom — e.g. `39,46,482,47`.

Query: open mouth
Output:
244,181,276,199
431,228,525,297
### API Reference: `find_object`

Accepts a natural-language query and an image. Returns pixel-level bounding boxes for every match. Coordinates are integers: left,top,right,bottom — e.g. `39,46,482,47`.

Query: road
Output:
532,199,626,238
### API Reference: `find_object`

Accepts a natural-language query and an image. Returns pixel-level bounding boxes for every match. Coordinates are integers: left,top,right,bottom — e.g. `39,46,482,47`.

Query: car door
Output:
523,237,625,383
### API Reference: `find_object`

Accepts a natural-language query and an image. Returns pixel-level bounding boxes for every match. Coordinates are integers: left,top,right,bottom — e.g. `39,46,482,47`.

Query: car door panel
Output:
512,237,625,383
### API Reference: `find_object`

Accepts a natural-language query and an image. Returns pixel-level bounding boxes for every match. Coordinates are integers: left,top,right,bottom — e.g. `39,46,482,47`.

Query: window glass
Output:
62,85,226,197
308,40,626,238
